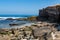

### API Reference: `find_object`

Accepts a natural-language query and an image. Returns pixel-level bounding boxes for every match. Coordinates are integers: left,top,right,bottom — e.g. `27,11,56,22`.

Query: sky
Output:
0,0,60,16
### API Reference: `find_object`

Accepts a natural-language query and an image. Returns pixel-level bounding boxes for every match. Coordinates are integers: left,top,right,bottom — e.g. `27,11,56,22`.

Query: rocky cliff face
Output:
37,5,60,23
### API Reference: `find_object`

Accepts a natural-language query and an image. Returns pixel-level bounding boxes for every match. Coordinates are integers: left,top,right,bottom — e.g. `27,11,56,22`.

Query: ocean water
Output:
0,20,31,29
0,15,37,17
0,15,34,29
0,14,37,20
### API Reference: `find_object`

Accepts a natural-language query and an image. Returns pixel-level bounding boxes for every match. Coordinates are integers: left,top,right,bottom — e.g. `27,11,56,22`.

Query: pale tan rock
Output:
0,35,10,40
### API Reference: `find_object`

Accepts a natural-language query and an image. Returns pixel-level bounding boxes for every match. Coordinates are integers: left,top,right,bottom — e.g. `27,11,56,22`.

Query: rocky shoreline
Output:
0,21,59,40
0,5,60,40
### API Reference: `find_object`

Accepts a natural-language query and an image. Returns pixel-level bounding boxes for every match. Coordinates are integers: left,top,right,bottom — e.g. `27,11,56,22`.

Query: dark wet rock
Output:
9,24,19,26
6,18,14,20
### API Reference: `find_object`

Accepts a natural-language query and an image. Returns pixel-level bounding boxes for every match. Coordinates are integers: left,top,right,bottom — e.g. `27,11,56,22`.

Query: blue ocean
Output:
0,15,36,29
0,15,37,17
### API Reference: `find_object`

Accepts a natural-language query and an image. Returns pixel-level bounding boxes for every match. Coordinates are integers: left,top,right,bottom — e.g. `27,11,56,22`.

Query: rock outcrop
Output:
37,5,60,23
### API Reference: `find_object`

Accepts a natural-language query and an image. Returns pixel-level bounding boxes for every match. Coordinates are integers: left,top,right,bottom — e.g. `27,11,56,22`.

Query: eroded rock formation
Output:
37,5,60,23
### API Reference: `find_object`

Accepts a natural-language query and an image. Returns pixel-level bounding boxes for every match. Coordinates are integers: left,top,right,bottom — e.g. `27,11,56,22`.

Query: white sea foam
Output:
0,17,27,20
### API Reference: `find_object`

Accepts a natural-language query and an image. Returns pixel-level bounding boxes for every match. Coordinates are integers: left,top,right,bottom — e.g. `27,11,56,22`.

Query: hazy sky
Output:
0,0,60,15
